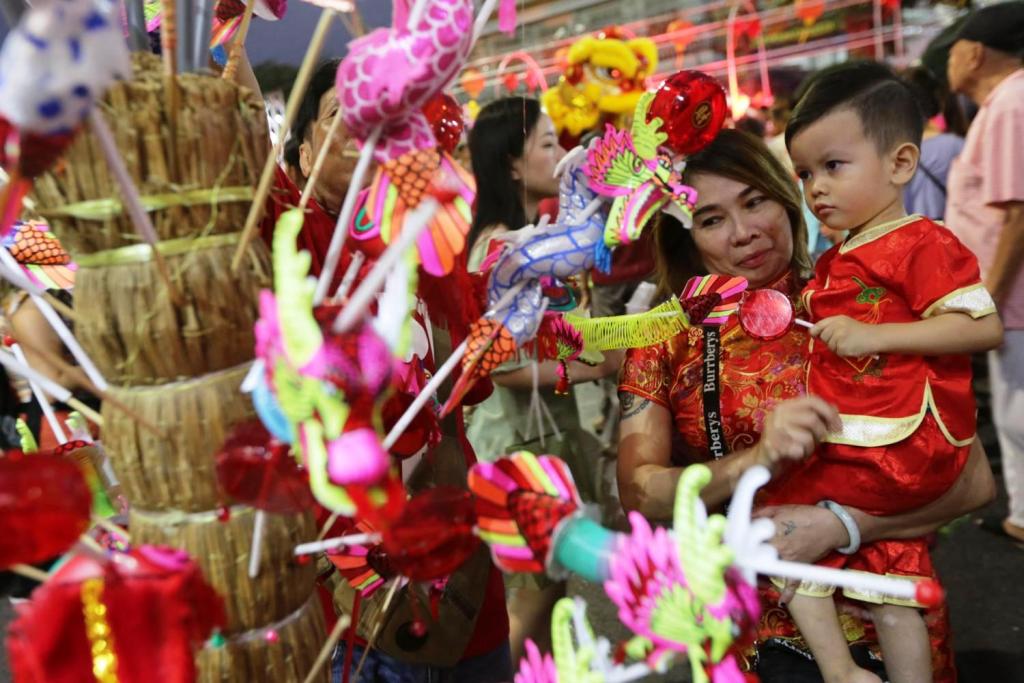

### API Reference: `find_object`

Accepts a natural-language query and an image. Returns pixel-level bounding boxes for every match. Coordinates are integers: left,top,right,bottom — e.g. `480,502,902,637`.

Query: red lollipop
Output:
738,289,812,341
422,93,465,155
381,486,480,581
215,420,315,579
0,450,92,569
647,70,728,156
215,419,314,514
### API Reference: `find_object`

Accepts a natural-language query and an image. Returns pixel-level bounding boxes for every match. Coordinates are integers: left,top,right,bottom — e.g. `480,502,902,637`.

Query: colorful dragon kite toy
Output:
515,597,654,683
584,90,697,250
337,0,477,277
441,146,609,412
442,92,700,412
252,211,410,514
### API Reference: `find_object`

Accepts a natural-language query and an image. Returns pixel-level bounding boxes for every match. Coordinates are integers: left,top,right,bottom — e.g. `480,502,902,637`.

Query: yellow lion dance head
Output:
542,29,658,143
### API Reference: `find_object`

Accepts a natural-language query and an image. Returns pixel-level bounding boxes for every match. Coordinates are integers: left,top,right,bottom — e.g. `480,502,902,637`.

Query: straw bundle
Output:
32,52,268,255
130,505,318,632
73,236,270,384
100,363,255,511
197,593,329,683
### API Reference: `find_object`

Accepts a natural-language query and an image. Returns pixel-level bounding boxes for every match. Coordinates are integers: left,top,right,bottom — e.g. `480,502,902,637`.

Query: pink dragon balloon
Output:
334,0,477,277
336,0,473,163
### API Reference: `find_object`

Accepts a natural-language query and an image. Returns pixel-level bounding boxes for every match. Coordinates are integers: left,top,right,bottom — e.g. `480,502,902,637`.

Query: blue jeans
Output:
330,642,513,683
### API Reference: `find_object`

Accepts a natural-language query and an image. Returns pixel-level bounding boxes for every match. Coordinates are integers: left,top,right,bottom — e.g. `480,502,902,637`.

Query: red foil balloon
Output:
422,93,465,155
647,70,728,156
0,450,92,569
381,486,480,581
0,116,76,178
738,289,795,341
215,420,315,514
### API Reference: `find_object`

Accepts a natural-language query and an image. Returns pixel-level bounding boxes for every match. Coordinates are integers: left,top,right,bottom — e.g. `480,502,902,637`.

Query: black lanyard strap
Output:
701,327,728,460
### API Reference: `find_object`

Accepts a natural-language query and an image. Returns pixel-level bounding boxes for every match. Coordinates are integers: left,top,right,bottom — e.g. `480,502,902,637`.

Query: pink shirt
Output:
946,69,1024,328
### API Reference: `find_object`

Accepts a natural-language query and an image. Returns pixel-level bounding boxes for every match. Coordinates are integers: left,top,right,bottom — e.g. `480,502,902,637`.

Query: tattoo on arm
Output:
619,392,652,419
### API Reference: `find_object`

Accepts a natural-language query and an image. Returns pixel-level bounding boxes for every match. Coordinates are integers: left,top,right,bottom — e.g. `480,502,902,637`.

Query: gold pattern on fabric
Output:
38,187,254,221
921,284,997,319
838,214,921,254
81,577,119,683
824,381,973,448
842,572,932,608
74,232,242,268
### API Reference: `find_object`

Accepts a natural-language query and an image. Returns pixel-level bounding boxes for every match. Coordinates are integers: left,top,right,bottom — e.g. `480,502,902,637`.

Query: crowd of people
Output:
2,1,1021,682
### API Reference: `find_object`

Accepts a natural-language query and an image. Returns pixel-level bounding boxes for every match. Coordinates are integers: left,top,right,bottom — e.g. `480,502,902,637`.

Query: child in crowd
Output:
764,62,1004,683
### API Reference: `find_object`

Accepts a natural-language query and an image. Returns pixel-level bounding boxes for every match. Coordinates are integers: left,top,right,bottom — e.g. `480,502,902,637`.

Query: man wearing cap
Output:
946,1,1024,542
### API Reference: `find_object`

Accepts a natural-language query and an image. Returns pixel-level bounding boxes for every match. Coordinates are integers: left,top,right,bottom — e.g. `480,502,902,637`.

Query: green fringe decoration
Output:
564,297,689,351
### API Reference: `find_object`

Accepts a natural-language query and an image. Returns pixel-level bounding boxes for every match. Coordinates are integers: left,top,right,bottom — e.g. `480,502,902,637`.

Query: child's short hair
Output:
785,61,924,154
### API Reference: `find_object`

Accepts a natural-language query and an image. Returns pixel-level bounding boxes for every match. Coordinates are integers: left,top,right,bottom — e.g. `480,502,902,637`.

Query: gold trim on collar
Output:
921,283,997,319
838,215,922,254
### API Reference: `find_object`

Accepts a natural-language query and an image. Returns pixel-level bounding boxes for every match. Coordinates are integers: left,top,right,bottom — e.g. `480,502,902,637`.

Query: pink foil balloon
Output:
335,0,475,163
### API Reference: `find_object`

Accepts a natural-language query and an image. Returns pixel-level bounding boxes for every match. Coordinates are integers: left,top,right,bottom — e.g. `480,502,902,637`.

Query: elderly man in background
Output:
946,1,1024,542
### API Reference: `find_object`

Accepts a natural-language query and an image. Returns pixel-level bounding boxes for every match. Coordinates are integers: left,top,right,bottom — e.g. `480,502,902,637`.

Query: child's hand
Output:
812,315,879,357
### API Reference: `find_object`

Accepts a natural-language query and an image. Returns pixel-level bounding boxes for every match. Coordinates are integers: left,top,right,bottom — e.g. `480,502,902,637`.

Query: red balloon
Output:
215,420,315,514
381,486,479,581
0,451,92,569
647,70,728,156
0,116,76,179
422,93,465,155
738,288,795,341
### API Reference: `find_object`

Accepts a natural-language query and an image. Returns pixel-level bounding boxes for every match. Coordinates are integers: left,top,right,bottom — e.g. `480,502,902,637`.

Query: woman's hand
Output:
755,503,850,604
755,395,841,465
755,504,849,564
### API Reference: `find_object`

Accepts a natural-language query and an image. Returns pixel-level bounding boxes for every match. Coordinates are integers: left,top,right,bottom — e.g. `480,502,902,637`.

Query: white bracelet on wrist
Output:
817,499,861,555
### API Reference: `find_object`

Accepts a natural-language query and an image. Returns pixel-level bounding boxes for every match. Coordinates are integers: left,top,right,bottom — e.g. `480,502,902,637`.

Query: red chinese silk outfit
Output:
619,266,957,681
761,216,995,605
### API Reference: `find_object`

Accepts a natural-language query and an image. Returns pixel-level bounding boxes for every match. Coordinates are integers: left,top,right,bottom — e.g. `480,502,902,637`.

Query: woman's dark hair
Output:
467,97,541,250
653,129,811,300
901,65,968,137
283,59,341,172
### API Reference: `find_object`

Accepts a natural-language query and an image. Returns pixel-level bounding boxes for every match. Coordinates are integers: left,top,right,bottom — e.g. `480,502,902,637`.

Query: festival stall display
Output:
0,0,953,681
1,0,326,678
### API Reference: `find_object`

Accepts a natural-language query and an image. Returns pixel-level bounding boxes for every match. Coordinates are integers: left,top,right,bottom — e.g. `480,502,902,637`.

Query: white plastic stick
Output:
313,125,381,304
333,197,438,333
333,250,365,304
736,555,924,602
380,279,530,450
11,343,66,444
0,348,73,404
794,318,813,329
0,248,108,391
248,509,266,578
405,0,430,29
294,533,381,556
472,0,500,44
381,337,468,451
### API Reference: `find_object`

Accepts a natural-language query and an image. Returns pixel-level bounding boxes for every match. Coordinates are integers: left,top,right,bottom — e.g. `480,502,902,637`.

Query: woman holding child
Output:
617,64,998,683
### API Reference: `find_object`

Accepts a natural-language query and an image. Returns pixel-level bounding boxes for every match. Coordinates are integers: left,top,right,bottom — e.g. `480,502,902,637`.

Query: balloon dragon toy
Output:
471,452,945,683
